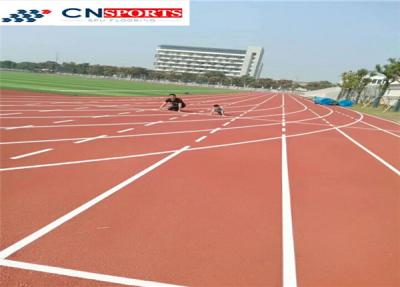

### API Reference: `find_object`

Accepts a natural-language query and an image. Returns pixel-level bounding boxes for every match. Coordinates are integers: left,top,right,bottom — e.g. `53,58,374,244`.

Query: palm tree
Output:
372,58,400,107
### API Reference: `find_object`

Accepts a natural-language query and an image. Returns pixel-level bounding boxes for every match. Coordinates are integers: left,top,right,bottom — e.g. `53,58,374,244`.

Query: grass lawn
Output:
0,70,236,97
351,104,400,123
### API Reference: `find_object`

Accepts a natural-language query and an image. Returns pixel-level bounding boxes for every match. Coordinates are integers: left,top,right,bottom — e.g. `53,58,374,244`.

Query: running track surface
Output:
0,90,399,287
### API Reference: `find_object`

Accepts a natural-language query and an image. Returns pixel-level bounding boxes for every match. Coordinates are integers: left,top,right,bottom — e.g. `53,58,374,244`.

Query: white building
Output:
154,45,264,78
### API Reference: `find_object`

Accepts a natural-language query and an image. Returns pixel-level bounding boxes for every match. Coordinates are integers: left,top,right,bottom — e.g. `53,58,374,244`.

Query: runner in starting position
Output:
160,93,186,112
210,104,225,116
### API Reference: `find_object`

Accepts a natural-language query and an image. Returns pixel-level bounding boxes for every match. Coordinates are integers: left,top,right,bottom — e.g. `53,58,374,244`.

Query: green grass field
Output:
0,70,235,97
351,104,400,123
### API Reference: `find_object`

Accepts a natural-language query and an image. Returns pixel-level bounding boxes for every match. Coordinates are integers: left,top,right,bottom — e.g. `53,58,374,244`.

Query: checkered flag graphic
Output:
2,9,51,23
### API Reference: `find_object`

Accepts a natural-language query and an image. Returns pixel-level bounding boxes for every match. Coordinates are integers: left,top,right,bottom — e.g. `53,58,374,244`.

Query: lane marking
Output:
39,109,62,112
169,117,178,120
92,115,109,119
0,150,175,172
5,125,33,130
74,135,107,144
335,127,400,176
195,136,207,143
11,148,52,160
117,128,135,134
118,112,131,115
306,103,400,176
210,127,221,134
0,113,22,116
53,120,74,124
0,146,190,259
0,259,183,287
74,107,89,110
145,121,162,127
281,94,298,287
222,122,230,127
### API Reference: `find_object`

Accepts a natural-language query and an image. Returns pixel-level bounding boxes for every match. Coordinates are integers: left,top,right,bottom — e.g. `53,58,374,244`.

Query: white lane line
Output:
39,110,62,112
145,121,162,127
92,115,109,119
282,128,286,132
118,112,131,115
357,118,400,138
335,127,400,176
195,136,207,143
210,127,221,134
222,122,230,127
281,94,298,287
0,150,175,172
5,125,33,130
11,148,53,160
0,113,22,116
74,107,89,110
308,107,400,176
169,117,178,120
74,135,107,144
0,259,183,287
117,128,134,134
182,114,189,117
53,120,74,124
136,109,144,112
0,145,190,259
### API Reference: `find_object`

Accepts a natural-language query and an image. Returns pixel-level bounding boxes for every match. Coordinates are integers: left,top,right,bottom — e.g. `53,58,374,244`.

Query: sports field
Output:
0,71,234,97
0,87,399,287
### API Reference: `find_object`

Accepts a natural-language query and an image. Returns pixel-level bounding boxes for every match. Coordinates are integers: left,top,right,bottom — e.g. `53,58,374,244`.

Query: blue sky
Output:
0,1,399,82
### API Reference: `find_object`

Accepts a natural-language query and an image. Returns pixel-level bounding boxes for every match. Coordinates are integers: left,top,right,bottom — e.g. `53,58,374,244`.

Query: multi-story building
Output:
154,45,264,78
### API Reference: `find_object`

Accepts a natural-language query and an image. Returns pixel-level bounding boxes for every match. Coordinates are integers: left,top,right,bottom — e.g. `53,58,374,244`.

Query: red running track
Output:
0,90,399,287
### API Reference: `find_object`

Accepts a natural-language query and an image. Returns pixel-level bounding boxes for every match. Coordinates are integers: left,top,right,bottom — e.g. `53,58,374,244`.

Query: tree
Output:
353,69,373,104
373,58,400,107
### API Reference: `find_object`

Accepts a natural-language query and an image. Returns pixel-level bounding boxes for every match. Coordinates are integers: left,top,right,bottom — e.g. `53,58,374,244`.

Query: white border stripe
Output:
117,128,135,134
195,136,207,143
10,148,53,160
0,145,190,259
281,94,298,287
74,135,107,144
0,259,183,287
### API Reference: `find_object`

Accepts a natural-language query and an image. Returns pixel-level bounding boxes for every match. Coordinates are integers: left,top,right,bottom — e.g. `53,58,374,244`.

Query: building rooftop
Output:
158,45,247,55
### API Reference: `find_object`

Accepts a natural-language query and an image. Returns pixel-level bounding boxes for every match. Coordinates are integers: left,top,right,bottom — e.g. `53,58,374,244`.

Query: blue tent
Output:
338,99,353,107
314,97,337,105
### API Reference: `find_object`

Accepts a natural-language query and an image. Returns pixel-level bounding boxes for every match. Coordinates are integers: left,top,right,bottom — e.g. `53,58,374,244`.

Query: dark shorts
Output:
168,106,179,111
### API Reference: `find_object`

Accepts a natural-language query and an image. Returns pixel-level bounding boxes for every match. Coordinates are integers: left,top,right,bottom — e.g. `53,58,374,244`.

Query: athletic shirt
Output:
166,98,184,108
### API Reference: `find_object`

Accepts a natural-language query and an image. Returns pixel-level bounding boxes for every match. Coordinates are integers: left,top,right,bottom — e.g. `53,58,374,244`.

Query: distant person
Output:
211,104,225,116
160,93,186,112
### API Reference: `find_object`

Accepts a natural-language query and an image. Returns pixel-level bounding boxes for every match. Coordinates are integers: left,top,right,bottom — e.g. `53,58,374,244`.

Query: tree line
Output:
0,60,334,91
338,58,400,110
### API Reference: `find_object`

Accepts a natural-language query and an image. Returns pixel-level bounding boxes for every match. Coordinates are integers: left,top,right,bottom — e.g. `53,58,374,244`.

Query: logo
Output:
62,8,182,19
0,1,189,26
2,9,51,23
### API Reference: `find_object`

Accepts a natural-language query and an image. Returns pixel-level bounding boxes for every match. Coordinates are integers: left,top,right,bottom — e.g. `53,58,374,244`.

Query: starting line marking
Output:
74,135,107,144
117,128,135,134
0,146,190,260
53,120,74,124
5,125,33,130
0,112,22,116
195,135,207,143
11,148,53,160
0,259,183,287
145,121,163,127
39,109,62,112
210,127,221,134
